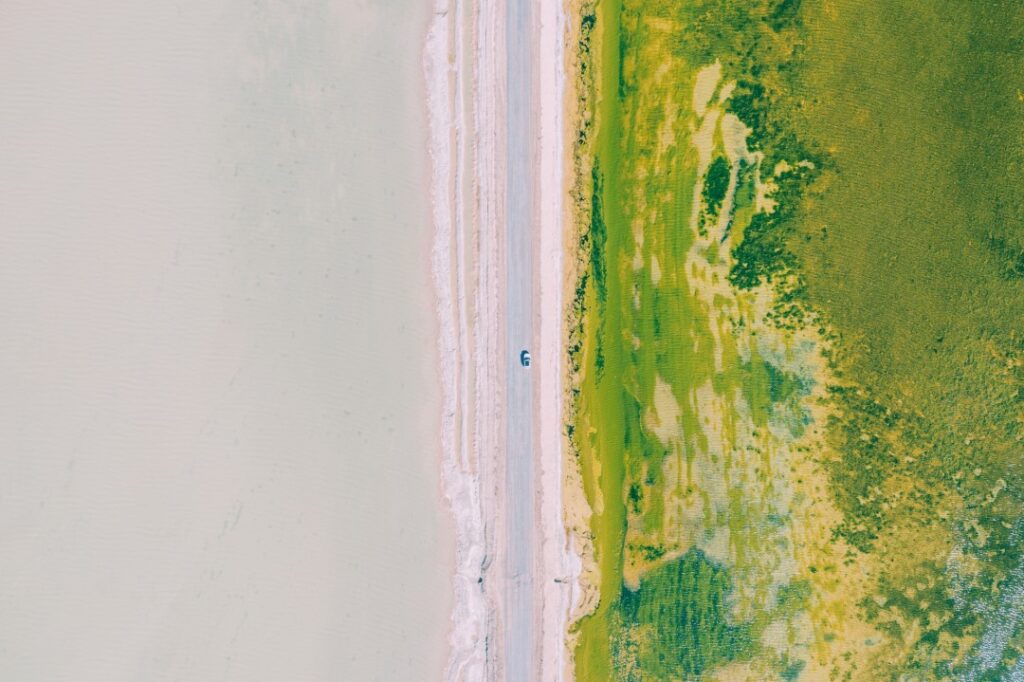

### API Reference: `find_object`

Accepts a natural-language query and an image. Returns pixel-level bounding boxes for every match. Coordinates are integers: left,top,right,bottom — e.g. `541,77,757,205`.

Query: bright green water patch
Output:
570,1,832,679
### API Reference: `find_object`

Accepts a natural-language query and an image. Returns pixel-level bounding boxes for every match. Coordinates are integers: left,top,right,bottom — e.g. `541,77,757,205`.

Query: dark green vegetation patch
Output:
610,551,754,679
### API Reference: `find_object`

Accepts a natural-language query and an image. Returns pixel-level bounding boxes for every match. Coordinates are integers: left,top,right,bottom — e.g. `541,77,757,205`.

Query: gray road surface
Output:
504,0,536,675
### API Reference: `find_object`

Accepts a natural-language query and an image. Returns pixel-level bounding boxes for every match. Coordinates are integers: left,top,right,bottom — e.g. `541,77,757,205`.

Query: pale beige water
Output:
0,1,451,679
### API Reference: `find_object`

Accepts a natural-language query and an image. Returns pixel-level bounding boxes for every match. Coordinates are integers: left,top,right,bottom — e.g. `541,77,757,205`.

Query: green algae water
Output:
569,1,1024,679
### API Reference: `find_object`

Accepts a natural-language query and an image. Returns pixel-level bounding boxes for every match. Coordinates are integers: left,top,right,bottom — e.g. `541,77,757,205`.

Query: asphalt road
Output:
504,0,535,673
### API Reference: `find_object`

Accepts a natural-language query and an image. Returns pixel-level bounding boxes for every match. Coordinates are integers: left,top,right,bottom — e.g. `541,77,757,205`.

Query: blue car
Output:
520,350,531,367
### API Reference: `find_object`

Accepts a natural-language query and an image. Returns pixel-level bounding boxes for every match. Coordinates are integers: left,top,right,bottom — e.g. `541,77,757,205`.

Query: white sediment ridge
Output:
425,0,492,676
425,0,577,674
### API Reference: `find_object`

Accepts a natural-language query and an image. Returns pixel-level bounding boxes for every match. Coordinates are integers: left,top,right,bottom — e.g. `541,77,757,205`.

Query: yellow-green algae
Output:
567,1,1024,680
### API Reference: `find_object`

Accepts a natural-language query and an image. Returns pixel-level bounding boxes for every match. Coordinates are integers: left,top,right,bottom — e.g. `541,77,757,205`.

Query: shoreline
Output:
424,0,491,675
426,0,578,674
559,0,602,675
537,0,579,676
424,0,505,674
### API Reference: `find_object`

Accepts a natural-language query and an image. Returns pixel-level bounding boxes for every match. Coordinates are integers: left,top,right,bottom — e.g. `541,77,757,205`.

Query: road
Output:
504,0,535,673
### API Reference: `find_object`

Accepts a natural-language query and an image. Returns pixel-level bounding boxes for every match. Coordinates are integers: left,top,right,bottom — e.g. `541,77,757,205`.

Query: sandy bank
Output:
427,0,577,673
537,0,579,678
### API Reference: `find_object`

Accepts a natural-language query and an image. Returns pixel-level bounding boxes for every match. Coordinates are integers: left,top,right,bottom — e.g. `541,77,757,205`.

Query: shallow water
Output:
0,1,451,679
